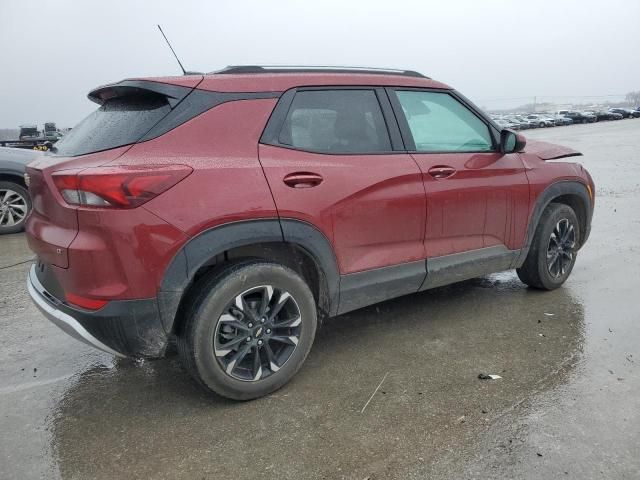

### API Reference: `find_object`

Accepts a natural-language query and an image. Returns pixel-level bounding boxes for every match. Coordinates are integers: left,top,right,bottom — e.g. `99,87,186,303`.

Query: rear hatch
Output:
25,77,203,268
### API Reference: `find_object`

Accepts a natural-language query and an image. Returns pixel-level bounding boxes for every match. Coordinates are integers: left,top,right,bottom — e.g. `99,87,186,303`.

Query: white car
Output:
526,114,555,128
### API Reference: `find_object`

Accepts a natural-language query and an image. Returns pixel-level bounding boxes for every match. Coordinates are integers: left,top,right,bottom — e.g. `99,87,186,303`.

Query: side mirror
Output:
500,129,526,153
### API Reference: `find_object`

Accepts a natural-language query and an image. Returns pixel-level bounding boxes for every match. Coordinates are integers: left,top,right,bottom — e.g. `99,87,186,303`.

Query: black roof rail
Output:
211,65,429,79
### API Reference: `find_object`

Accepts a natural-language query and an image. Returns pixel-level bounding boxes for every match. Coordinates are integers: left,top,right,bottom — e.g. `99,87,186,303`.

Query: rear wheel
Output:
178,260,317,400
517,203,580,290
0,181,31,234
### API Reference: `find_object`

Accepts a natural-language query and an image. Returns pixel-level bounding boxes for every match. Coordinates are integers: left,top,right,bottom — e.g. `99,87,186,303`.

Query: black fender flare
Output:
514,180,592,267
0,170,27,181
157,218,340,334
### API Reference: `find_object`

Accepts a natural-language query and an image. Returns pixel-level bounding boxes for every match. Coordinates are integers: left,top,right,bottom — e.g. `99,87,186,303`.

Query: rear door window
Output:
278,90,392,154
394,90,494,153
53,94,171,157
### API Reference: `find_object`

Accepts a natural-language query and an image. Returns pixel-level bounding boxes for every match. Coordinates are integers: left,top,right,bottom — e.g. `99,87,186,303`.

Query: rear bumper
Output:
27,264,169,358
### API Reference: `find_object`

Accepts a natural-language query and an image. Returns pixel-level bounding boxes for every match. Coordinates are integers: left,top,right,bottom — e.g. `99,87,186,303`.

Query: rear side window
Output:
53,94,171,156
278,90,392,154
395,90,493,153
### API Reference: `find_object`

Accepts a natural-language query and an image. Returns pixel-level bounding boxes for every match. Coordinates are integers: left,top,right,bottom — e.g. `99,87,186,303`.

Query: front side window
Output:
395,90,493,152
278,90,391,154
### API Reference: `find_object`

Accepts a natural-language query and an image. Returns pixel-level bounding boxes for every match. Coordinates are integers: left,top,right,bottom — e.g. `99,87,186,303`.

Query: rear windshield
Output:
53,94,171,156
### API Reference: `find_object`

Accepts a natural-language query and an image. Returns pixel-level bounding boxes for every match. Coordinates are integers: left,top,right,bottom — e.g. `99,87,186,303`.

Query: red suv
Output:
25,66,594,399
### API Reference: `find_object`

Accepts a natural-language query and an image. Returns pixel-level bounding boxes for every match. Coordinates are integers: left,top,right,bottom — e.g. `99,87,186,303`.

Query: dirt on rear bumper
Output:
27,264,169,358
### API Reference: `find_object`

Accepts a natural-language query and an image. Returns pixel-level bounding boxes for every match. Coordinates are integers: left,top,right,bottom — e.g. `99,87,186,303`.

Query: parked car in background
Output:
559,111,592,124
553,114,573,126
502,116,523,129
0,147,40,233
512,115,536,129
24,65,595,400
526,115,554,128
608,108,635,118
522,116,540,128
493,108,635,126
590,110,621,121
494,118,521,130
500,116,521,129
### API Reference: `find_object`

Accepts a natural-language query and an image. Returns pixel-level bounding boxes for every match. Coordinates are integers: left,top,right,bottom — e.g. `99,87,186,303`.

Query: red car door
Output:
389,89,529,262
410,151,529,257
258,88,426,275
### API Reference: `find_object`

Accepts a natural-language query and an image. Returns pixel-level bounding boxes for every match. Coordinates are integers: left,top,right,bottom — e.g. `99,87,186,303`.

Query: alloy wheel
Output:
214,285,302,381
546,218,576,278
0,189,28,227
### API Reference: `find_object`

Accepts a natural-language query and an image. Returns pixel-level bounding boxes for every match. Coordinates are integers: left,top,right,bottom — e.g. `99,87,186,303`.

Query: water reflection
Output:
49,272,585,479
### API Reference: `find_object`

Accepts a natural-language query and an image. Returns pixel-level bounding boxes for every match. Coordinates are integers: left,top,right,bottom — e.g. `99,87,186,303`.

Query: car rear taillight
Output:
65,292,109,310
51,165,192,209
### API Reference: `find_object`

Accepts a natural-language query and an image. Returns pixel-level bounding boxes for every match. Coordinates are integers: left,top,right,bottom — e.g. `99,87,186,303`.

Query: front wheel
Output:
0,181,31,234
178,260,317,400
517,203,580,290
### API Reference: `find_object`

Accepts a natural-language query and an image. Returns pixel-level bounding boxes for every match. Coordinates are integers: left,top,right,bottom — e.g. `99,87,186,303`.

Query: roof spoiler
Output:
87,80,193,108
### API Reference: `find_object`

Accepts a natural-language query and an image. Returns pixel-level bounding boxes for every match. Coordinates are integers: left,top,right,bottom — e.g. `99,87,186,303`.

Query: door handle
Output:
428,165,456,179
283,172,324,188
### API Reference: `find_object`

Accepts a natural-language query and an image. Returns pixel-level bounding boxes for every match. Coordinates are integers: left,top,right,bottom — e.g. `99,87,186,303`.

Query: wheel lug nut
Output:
261,317,266,323
257,340,263,346
246,336,252,342
248,322,253,328
266,329,271,334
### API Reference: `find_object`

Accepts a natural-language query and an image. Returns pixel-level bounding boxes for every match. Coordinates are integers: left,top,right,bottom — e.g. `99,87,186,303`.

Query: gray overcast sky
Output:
1,0,639,127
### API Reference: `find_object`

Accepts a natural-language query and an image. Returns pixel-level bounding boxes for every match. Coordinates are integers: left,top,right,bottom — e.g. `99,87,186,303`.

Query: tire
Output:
517,203,580,290
178,260,318,400
0,181,31,234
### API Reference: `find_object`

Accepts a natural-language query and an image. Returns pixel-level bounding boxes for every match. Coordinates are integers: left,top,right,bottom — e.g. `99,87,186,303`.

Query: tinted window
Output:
53,94,171,156
278,90,391,153
395,91,493,152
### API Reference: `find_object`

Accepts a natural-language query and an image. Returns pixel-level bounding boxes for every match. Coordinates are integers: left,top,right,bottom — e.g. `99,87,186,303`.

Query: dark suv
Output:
25,66,594,399
560,111,595,124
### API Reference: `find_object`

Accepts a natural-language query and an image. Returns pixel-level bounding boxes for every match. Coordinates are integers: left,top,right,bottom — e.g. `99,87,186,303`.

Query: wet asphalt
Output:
1,120,639,479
